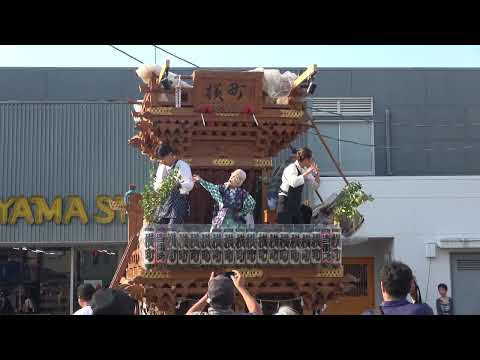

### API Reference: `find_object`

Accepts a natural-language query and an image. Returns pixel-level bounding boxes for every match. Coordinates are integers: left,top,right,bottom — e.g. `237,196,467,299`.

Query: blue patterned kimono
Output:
198,179,256,229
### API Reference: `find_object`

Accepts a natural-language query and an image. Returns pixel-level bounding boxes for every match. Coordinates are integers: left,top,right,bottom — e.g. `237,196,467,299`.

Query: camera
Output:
223,271,235,279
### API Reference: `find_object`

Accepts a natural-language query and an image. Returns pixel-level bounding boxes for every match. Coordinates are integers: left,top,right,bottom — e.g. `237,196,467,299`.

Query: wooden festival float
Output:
109,61,363,315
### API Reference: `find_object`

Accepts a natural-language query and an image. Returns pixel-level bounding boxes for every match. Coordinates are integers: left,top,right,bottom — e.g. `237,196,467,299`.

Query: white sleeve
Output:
177,161,194,193
284,164,305,188
153,164,166,191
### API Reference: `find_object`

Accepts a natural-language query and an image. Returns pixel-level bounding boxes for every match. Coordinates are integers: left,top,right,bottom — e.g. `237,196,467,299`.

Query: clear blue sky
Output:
0,45,479,68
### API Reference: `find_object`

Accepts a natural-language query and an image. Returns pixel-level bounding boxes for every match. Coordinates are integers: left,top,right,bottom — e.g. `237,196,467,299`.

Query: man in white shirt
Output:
277,147,320,224
73,283,96,315
153,143,194,224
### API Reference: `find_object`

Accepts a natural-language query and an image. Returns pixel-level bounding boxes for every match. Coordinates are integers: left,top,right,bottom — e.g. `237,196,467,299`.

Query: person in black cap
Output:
186,270,262,315
90,288,136,315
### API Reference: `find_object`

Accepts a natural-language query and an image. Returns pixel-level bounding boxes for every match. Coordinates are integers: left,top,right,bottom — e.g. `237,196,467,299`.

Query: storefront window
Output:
38,249,71,315
0,247,70,315
1,245,124,315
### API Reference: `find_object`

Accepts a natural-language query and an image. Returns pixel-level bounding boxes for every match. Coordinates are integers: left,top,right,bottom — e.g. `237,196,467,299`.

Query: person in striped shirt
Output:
193,169,255,229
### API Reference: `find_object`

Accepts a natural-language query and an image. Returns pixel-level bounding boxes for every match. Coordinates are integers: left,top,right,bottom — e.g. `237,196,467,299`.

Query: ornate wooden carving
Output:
129,67,315,168
112,188,358,315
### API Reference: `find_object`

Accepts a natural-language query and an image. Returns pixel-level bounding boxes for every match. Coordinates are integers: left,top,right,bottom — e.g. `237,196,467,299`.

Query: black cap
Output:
91,288,136,315
208,275,235,309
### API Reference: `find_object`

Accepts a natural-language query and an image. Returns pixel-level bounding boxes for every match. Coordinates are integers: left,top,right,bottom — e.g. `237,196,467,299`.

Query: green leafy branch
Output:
140,166,180,223
332,181,374,222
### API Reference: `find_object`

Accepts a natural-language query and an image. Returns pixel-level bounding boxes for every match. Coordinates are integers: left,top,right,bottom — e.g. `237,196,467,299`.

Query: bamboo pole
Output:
308,120,349,186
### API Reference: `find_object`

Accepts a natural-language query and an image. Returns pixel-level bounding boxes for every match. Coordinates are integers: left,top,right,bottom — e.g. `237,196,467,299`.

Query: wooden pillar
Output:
261,167,268,223
127,192,144,243
109,191,143,289
261,165,277,224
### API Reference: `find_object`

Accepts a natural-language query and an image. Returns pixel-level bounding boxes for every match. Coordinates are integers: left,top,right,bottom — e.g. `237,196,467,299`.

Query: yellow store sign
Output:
0,195,126,225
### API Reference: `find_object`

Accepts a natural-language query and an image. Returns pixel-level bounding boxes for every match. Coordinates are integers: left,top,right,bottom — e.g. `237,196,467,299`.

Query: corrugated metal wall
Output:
0,102,150,245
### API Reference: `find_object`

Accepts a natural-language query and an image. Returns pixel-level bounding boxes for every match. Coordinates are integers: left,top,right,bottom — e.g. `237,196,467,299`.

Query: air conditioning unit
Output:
425,243,437,258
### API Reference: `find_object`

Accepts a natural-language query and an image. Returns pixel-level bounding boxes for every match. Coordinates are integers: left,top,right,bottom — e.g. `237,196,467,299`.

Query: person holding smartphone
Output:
186,270,263,315
277,147,320,224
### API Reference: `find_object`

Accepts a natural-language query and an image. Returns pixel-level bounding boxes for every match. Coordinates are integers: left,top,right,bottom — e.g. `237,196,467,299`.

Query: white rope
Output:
252,113,259,126
201,113,206,127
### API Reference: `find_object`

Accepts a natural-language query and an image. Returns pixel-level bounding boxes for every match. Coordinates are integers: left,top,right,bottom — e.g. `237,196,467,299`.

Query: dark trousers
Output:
153,194,189,225
277,196,312,224
277,195,301,224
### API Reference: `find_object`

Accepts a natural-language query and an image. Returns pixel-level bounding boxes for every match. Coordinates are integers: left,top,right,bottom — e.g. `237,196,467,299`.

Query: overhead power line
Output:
109,45,144,64
152,45,200,68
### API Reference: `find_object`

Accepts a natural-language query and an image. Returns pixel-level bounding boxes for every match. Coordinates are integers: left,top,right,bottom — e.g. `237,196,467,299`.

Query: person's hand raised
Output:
304,165,316,176
230,270,245,290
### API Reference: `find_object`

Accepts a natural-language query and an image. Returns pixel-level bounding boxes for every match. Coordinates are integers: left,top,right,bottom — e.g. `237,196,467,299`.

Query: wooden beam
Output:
110,233,139,288
308,118,349,186
292,64,317,90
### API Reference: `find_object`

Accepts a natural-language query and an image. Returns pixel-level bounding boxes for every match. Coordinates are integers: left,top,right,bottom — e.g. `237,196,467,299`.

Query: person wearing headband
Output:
193,169,256,229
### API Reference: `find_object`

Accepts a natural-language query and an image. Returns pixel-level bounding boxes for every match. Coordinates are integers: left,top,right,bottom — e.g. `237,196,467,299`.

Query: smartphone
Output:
223,271,235,278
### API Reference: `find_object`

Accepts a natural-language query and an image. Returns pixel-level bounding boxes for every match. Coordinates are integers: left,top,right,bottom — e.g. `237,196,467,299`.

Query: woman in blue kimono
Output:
193,169,256,229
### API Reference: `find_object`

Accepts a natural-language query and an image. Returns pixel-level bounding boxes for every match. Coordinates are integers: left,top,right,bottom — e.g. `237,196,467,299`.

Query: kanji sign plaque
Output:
192,71,263,113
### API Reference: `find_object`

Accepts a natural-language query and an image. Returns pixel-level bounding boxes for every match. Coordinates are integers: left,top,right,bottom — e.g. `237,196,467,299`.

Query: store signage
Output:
0,195,126,225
